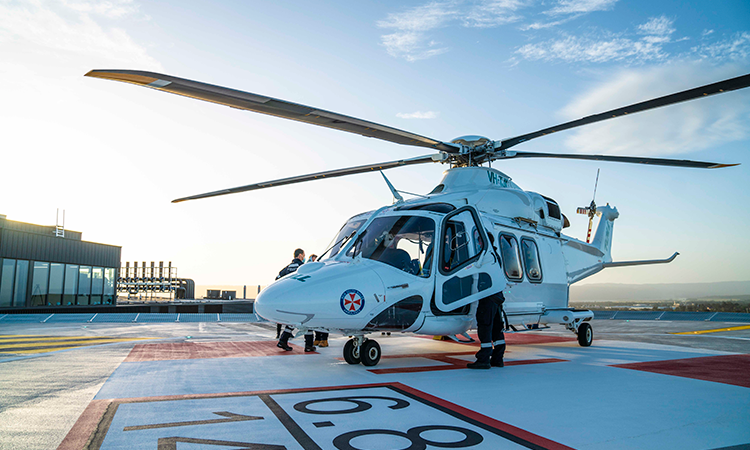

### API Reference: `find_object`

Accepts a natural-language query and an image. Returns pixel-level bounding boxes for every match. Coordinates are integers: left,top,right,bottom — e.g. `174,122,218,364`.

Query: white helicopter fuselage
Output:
255,166,618,340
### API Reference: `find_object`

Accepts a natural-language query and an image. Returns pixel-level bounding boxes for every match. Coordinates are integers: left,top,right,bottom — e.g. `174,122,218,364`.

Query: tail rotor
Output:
576,169,601,243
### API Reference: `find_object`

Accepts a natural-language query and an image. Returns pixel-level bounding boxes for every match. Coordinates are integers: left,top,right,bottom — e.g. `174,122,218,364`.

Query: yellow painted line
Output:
4,346,119,354
0,335,131,343
671,324,750,335
0,338,153,350
0,337,155,353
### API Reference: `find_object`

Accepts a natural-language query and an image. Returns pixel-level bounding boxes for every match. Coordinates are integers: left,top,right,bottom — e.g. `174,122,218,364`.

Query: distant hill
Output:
570,281,750,302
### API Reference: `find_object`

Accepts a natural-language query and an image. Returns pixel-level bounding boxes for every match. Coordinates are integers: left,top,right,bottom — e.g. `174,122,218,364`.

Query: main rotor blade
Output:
499,151,739,169
496,73,750,151
86,70,459,153
172,154,442,203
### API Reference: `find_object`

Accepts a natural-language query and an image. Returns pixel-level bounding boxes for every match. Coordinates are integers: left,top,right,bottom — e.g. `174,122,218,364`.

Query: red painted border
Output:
392,382,576,450
57,399,112,450
611,354,750,388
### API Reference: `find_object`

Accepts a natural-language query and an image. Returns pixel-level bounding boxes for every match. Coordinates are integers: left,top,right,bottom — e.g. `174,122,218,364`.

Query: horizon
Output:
2,0,749,287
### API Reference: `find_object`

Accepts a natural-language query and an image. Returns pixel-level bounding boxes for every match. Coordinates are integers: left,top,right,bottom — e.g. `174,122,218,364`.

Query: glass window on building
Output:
14,260,29,307
64,264,78,306
48,263,65,306
31,262,50,306
0,259,16,307
77,266,91,305
104,268,116,305
91,267,104,305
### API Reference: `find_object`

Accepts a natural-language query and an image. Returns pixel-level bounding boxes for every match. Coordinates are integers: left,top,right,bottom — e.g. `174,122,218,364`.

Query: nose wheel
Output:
343,337,381,366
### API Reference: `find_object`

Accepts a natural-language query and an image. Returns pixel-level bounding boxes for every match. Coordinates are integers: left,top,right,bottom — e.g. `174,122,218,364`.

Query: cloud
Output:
520,16,578,31
515,16,677,63
377,1,456,62
396,111,439,119
545,0,618,16
378,0,529,61
691,32,750,62
462,0,525,28
0,0,160,68
59,0,141,19
558,64,750,156
516,34,669,63
637,16,675,36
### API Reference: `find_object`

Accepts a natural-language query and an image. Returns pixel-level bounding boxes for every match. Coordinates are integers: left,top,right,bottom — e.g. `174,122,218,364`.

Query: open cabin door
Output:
434,206,503,312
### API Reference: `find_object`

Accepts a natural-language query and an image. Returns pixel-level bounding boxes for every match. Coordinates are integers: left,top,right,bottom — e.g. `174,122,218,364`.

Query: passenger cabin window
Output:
441,210,484,274
521,239,543,282
499,234,523,280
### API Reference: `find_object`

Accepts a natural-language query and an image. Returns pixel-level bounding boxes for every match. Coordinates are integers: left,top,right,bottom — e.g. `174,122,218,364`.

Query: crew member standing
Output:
276,249,317,352
468,232,506,369
467,291,506,369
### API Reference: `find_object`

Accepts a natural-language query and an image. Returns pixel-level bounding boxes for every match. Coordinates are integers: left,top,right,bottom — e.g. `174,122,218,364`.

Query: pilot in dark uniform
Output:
467,291,506,369
468,232,506,369
276,248,317,352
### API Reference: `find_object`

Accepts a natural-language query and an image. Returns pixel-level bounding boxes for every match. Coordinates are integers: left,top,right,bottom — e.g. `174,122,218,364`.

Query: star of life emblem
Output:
340,289,365,315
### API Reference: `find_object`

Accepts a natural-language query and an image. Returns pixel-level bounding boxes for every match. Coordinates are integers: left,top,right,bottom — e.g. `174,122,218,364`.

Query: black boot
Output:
304,333,316,353
277,330,293,351
468,346,491,369
490,345,505,367
467,360,491,369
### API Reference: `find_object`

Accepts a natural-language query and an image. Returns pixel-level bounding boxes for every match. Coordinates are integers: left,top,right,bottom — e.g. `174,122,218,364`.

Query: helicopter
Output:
86,69,748,366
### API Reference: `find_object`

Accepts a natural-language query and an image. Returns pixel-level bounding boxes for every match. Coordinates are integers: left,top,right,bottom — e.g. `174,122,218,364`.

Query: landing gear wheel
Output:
361,340,381,367
577,322,593,347
343,339,361,364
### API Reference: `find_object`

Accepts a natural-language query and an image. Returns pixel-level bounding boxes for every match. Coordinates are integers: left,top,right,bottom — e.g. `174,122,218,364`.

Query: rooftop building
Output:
0,214,121,308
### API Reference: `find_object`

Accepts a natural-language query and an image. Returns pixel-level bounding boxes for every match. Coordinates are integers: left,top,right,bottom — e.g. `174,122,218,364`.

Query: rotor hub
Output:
450,135,491,148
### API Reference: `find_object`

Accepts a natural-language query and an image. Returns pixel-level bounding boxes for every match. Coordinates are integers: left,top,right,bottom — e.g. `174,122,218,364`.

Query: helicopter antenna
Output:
380,171,404,204
576,169,601,243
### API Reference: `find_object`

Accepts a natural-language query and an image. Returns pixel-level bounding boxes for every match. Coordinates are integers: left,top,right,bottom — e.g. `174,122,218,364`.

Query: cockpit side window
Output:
349,216,435,277
325,218,367,259
440,209,484,274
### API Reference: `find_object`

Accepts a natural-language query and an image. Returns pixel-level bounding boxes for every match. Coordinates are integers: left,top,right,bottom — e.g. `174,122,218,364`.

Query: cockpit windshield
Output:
323,216,368,260
348,215,435,278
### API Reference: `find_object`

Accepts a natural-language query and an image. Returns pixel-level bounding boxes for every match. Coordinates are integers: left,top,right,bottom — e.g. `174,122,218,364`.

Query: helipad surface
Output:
1,318,748,450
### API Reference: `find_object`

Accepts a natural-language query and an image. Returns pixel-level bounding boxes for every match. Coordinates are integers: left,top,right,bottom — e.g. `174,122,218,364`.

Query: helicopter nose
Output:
254,262,385,326
254,281,303,324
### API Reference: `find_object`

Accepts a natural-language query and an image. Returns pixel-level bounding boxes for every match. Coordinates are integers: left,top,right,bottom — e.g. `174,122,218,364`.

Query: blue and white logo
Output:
340,289,365,315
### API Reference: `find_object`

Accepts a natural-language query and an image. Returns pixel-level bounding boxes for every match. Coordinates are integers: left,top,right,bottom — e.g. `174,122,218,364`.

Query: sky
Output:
1,0,749,288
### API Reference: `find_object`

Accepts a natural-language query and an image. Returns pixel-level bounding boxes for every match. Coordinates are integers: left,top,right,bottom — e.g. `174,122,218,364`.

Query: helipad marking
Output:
124,340,316,362
611,354,750,388
60,383,574,450
671,324,750,335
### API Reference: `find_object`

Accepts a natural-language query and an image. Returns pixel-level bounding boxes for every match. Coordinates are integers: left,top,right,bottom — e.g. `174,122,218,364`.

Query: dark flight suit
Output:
276,258,316,352
469,291,506,368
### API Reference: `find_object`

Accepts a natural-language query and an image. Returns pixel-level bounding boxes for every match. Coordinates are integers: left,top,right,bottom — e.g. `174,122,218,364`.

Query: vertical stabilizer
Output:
591,205,619,262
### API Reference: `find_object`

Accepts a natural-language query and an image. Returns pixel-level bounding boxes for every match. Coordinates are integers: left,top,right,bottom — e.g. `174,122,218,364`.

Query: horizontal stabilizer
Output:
603,252,679,268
